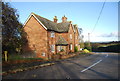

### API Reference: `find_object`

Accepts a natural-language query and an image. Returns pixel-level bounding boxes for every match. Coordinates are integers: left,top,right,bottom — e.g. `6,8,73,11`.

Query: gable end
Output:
23,13,47,30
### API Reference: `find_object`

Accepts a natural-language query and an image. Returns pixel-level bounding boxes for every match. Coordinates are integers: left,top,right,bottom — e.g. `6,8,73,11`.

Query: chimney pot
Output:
53,16,58,23
62,15,67,22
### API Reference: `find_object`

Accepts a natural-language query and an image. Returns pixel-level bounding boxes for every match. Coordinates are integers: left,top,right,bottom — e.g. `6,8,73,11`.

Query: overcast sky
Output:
10,2,118,42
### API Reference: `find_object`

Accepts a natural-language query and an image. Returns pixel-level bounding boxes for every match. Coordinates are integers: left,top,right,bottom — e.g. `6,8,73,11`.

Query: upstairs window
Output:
70,44,72,50
70,34,72,39
51,31,55,37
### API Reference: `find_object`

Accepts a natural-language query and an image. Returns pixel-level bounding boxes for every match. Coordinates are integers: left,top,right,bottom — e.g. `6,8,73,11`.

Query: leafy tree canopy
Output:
2,2,25,54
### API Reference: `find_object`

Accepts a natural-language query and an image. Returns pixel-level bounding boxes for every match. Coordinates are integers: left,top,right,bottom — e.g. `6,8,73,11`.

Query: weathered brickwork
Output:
47,31,56,59
75,28,80,50
23,13,81,59
56,32,69,54
68,24,75,52
24,16,48,59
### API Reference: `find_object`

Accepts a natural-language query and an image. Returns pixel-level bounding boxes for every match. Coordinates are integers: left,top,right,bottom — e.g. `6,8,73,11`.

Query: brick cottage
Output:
23,12,81,59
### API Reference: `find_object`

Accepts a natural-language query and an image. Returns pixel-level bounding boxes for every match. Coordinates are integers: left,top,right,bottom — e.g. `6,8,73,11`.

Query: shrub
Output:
74,46,78,52
84,46,92,51
60,49,64,52
83,49,90,53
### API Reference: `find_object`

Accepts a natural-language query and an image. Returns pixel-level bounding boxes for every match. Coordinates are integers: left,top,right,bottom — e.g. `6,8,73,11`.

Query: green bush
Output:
60,49,64,52
83,49,90,53
74,46,78,52
84,46,91,51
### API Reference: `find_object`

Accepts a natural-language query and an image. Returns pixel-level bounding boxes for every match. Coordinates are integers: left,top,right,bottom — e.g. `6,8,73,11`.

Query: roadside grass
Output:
2,54,43,61
2,51,93,76
2,54,44,66
98,43,120,48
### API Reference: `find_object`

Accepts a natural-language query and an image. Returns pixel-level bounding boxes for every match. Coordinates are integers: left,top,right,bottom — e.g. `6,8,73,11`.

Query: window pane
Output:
51,45,55,52
51,32,55,37
70,44,72,50
42,52,45,56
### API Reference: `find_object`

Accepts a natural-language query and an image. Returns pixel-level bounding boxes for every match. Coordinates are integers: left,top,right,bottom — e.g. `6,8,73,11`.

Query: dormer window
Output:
51,31,55,37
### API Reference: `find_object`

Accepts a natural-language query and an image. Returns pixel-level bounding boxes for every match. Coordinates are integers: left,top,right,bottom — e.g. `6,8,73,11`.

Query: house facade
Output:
23,12,80,59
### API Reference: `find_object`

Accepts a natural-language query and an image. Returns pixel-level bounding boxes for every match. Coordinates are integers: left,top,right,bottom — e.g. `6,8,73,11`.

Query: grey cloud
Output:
98,32,119,37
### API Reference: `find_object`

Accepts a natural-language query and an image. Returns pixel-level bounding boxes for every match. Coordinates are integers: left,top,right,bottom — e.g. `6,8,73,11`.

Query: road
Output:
2,52,119,79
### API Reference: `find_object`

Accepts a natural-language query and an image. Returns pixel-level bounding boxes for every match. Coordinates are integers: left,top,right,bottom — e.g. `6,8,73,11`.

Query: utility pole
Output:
88,33,91,48
88,33,90,43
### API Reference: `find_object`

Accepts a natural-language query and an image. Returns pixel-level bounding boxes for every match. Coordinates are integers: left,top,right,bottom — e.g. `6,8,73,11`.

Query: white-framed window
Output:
57,46,60,51
60,46,62,51
41,52,46,56
51,31,55,37
51,45,55,52
57,46,63,51
57,46,61,51
70,34,72,39
70,44,72,50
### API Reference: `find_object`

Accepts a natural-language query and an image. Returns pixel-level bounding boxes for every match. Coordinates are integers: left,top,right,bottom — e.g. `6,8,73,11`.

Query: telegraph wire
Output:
91,0,106,34
87,0,106,42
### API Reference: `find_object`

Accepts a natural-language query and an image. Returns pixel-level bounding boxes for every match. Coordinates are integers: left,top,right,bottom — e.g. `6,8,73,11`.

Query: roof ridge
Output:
33,12,71,24
32,12,56,24
31,12,70,32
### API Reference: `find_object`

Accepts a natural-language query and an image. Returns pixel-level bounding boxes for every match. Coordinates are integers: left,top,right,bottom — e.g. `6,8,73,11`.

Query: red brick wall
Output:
23,15,48,59
68,24,75,52
56,24,75,53
56,32,68,54
47,31,56,56
75,29,80,50
23,14,79,59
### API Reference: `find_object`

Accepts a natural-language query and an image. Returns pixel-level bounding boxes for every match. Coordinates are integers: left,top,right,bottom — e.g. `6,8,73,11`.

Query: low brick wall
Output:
51,53,76,60
52,54,61,60
60,54,76,59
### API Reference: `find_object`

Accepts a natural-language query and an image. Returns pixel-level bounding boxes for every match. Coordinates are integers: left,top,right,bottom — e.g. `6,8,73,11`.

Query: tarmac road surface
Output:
2,52,119,79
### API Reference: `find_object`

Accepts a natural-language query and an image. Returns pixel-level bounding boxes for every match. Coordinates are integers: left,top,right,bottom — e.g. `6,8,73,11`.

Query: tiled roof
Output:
33,13,70,33
56,36,68,45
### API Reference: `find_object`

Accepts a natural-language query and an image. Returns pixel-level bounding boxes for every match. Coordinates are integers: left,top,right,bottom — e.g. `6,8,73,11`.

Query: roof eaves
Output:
32,13,47,30
23,13,32,28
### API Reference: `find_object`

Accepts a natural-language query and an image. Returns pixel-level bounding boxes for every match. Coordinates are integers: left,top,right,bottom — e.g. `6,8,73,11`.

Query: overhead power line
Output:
91,0,106,34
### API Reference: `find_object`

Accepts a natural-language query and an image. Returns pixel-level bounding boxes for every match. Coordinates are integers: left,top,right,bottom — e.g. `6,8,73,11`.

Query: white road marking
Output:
105,54,108,58
81,54,109,72
81,59,103,72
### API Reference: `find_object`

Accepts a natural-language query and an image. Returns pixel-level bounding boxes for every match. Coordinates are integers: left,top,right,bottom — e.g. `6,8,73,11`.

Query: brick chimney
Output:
53,16,58,23
62,15,67,23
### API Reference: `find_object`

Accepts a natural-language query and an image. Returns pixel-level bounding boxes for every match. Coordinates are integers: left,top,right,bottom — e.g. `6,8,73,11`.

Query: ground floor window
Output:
51,45,55,52
70,44,72,50
41,52,45,56
57,46,63,51
57,46,67,52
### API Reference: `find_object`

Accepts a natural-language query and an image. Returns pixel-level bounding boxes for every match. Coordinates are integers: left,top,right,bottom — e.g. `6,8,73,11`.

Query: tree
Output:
2,2,23,54
84,41,92,51
78,28,84,49
79,42,84,49
78,28,83,34
74,46,78,52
